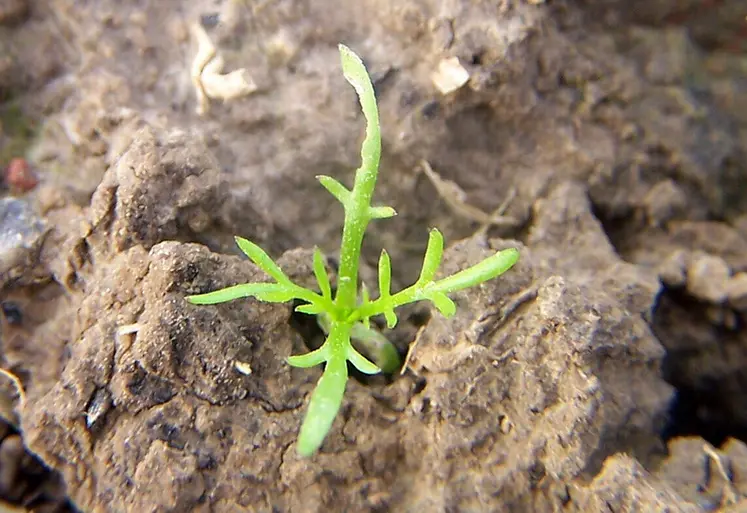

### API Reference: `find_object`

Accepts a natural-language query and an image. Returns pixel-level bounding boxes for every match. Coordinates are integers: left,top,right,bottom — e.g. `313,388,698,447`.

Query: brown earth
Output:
1,0,747,512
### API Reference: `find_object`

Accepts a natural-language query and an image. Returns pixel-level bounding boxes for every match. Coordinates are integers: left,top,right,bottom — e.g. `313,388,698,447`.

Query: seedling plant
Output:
187,45,519,458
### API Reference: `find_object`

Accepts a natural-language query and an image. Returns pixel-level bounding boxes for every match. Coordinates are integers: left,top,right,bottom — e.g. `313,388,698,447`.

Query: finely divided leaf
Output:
427,290,457,317
347,347,381,375
418,228,444,284
235,237,289,284
383,309,397,329
295,303,325,315
287,346,328,368
317,175,351,205
313,247,332,299
297,355,348,457
360,282,371,329
187,283,292,305
378,250,392,299
248,283,300,303
368,205,397,220
338,44,380,176
376,250,399,327
432,248,520,293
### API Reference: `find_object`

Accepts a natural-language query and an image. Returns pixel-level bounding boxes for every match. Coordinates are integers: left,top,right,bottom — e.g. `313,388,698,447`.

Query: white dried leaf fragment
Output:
431,57,470,95
201,56,257,102
191,23,217,115
191,23,257,115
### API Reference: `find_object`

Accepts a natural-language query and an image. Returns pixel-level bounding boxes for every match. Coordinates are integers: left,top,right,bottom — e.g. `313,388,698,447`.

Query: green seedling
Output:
187,44,519,458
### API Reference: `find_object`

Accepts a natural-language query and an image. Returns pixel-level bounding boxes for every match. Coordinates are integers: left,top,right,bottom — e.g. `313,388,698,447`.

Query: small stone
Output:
233,361,252,375
85,388,113,430
431,57,470,95
726,273,747,311
4,157,38,193
0,197,47,286
686,253,730,304
657,250,687,288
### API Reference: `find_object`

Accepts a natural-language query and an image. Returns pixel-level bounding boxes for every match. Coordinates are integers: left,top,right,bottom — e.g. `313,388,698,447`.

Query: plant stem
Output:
333,46,381,313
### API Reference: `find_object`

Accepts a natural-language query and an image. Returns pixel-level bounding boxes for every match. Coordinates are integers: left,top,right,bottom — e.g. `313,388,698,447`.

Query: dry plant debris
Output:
190,23,257,115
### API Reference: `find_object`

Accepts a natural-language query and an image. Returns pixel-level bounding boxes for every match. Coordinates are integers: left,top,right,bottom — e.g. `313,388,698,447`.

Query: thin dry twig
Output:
400,324,427,375
703,444,740,507
417,160,521,233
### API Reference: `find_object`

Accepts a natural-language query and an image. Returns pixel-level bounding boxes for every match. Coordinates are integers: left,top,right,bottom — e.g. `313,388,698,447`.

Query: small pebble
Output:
431,57,470,95
0,197,47,284
658,250,687,288
686,253,730,304
3,158,38,193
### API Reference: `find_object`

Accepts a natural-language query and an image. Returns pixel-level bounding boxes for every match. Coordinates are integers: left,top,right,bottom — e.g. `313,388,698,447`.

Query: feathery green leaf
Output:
235,237,290,284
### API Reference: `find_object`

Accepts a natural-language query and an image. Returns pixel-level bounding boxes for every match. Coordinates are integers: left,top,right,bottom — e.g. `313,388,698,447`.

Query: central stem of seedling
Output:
335,191,375,313
333,47,382,313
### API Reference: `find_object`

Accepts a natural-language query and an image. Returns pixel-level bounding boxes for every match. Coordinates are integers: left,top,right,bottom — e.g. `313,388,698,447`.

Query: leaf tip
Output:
369,205,397,219
384,310,398,329
338,43,358,62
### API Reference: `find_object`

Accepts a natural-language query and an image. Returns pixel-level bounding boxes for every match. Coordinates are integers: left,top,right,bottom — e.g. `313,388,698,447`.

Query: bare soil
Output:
1,0,747,512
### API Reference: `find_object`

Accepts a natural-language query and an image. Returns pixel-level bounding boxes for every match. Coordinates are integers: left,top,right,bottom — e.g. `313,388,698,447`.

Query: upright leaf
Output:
339,44,380,175
317,175,351,205
235,237,289,284
418,228,445,284
313,247,332,300
378,249,392,299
